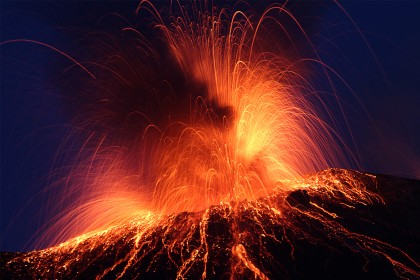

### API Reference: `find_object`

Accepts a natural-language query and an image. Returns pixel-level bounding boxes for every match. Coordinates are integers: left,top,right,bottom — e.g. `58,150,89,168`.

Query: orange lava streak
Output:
143,2,344,215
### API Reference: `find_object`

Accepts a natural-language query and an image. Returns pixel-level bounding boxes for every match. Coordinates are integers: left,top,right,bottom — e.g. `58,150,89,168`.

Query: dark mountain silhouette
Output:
1,169,418,279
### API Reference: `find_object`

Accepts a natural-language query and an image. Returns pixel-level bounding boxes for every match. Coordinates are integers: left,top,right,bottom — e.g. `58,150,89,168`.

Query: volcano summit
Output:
2,169,419,279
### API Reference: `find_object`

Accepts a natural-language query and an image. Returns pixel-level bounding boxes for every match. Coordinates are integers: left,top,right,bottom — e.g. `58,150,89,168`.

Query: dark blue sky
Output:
1,1,419,252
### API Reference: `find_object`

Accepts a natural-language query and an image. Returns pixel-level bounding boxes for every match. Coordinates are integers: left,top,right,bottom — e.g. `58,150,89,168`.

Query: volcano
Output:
1,169,418,279
2,2,419,279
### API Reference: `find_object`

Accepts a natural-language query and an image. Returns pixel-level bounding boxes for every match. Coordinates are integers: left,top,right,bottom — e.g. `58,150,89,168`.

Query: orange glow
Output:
34,2,349,247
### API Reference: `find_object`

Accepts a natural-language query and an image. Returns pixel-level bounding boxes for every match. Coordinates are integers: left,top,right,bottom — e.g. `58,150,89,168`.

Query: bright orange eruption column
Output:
41,2,349,246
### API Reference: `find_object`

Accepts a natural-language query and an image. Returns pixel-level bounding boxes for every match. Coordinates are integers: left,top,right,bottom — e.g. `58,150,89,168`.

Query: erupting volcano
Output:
1,1,419,279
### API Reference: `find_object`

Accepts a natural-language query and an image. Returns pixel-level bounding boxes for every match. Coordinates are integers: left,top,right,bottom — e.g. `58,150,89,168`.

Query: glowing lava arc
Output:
148,3,347,215
2,1,418,280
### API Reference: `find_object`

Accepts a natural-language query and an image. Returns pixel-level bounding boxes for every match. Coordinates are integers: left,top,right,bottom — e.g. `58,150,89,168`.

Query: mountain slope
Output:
1,169,419,279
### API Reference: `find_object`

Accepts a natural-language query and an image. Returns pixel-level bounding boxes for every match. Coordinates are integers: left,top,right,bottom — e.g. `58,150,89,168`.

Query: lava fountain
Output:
37,1,349,246
2,1,418,279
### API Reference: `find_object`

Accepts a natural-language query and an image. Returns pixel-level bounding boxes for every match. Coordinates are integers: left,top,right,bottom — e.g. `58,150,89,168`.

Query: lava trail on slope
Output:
1,169,418,279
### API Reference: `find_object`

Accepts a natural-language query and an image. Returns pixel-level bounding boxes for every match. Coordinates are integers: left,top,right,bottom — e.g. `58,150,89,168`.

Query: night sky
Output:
1,1,419,252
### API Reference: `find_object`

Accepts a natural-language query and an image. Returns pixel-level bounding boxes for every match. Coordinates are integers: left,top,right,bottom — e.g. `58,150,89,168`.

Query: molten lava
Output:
3,169,419,279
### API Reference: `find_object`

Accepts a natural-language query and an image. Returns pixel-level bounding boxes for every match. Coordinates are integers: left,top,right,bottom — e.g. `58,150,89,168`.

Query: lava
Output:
38,0,349,246
1,1,419,279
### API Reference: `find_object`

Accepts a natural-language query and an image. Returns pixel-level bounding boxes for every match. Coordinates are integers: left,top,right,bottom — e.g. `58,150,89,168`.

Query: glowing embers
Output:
128,5,344,215
33,2,354,249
